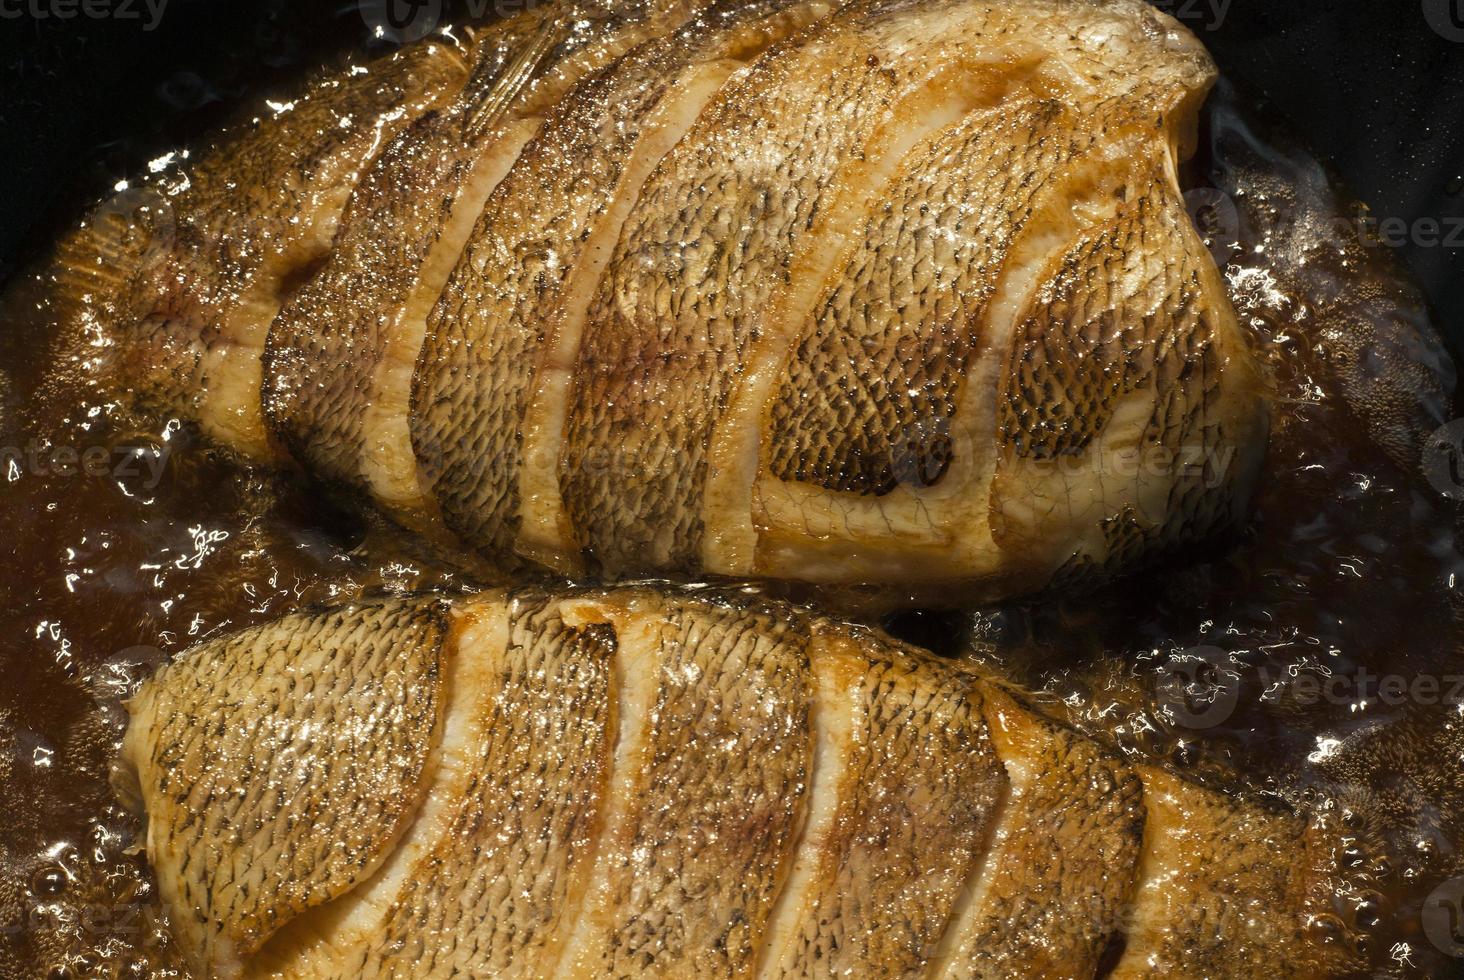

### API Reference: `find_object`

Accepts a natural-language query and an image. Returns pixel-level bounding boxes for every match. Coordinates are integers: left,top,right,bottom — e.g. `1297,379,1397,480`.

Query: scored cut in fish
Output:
51,27,476,459
560,0,1258,592
112,597,452,978
115,588,1356,980
59,0,1269,605
261,0,745,542
412,0,836,563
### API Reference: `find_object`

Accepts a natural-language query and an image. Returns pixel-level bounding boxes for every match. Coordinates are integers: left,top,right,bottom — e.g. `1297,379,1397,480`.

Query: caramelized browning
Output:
113,598,450,978
118,589,1355,979
64,0,1268,606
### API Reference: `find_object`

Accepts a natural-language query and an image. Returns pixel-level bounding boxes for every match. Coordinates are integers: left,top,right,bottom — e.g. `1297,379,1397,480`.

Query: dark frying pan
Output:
1,1,1463,976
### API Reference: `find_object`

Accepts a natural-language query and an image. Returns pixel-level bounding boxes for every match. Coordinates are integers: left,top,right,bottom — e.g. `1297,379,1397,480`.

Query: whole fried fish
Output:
57,0,1268,604
115,588,1353,979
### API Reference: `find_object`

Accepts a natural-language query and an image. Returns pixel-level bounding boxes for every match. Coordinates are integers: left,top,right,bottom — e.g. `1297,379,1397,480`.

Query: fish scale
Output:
928,682,1146,979
118,588,1356,979
66,0,1269,608
563,0,949,577
109,34,472,460
261,0,709,548
113,597,450,979
349,594,617,979
260,6,559,521
994,169,1263,584
757,632,1004,979
413,0,830,570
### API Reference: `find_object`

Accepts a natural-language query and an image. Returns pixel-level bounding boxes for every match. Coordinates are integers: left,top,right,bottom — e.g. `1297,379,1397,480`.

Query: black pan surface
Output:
0,2,1462,977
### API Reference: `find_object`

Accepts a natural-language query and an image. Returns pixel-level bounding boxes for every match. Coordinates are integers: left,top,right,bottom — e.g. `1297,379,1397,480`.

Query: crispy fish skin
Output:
752,94,1158,590
562,0,992,577
992,169,1267,590
1111,765,1352,979
112,597,450,980
350,596,618,979
261,0,715,542
82,32,475,461
928,682,1146,979
244,593,619,979
118,589,1353,979
70,0,1268,605
550,593,813,977
755,626,1003,978
559,0,1260,594
259,8,560,538
412,0,831,570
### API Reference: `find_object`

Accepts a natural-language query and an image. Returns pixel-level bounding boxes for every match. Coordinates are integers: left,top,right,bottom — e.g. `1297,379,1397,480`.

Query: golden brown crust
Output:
116,597,450,978
103,35,472,460
758,628,1005,978
993,169,1268,587
348,593,619,978
411,0,814,564
121,588,1352,979
70,0,1267,604
260,10,556,535
1110,765,1350,979
929,681,1146,979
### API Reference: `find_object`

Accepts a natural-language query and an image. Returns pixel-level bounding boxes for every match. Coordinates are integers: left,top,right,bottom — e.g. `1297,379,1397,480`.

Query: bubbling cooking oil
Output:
0,73,1459,979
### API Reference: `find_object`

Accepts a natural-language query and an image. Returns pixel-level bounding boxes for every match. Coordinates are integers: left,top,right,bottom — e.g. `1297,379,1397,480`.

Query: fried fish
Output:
116,588,1351,980
60,0,1268,604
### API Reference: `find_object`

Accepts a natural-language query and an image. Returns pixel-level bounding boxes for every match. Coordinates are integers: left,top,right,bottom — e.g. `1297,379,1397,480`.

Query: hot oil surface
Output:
0,274,474,976
0,80,1459,979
